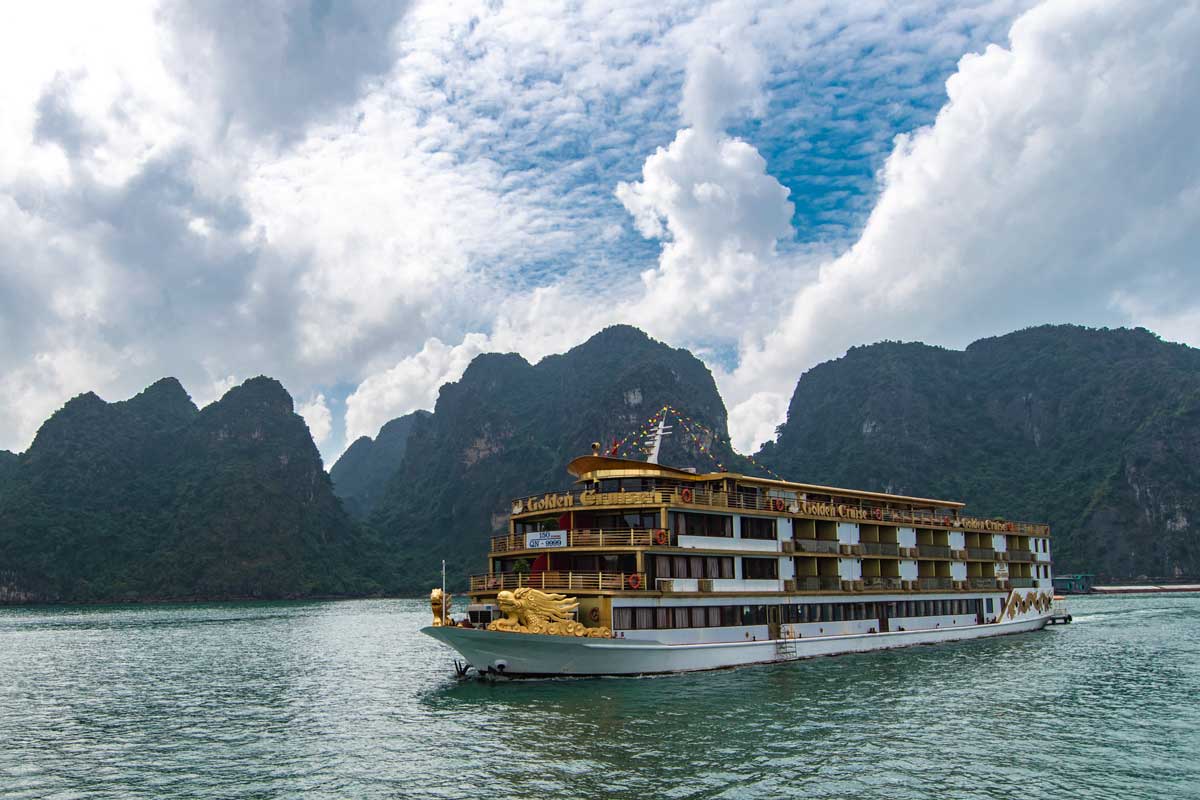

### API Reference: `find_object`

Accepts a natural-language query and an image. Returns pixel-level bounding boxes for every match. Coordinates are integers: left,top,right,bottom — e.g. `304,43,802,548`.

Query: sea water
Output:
1,594,1197,799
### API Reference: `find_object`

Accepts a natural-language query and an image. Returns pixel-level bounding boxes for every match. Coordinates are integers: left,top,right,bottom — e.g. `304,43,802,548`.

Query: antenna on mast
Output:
644,410,673,464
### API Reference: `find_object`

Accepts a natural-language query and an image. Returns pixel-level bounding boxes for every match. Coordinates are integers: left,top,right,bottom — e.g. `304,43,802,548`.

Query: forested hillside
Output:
361,325,746,591
331,410,430,518
756,326,1200,578
0,377,381,602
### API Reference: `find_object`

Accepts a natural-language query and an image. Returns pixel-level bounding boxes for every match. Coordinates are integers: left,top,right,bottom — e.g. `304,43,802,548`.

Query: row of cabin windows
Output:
613,599,989,630
652,556,779,580
668,512,776,540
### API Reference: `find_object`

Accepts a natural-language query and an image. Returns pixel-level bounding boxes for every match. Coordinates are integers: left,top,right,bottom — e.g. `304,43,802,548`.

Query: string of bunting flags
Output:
602,404,782,480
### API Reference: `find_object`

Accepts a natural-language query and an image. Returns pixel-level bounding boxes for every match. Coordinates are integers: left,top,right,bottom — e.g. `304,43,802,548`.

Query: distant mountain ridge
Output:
331,410,430,518
0,376,379,603
3,323,1196,603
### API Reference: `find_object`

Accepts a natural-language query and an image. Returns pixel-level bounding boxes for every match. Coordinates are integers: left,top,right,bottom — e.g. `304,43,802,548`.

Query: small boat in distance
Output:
423,432,1056,677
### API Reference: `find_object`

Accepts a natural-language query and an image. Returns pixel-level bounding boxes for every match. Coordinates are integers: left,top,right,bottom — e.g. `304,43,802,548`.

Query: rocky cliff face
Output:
757,325,1200,579
369,325,742,591
331,410,431,518
0,376,375,602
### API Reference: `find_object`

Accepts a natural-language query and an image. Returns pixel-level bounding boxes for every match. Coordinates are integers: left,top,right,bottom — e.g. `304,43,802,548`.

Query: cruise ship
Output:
423,436,1055,677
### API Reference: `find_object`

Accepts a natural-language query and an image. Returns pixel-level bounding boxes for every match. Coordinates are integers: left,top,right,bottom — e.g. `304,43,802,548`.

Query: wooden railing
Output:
511,486,1051,536
490,529,659,553
469,571,647,592
861,542,900,556
794,538,841,555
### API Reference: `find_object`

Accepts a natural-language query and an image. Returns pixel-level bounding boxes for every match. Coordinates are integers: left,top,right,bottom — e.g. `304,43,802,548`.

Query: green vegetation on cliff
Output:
756,325,1200,579
0,377,381,602
363,325,742,591
331,410,430,518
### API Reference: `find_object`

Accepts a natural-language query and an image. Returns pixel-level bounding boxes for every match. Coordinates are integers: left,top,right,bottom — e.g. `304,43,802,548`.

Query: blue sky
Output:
2,0,1198,461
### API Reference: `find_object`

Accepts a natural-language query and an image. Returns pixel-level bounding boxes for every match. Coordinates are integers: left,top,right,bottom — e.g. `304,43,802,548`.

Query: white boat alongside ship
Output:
423,426,1056,677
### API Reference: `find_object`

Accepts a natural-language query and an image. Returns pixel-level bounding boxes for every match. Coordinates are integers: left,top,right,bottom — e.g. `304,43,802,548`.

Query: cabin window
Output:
740,516,777,540
614,608,633,629
655,555,733,579
598,478,653,493
592,511,658,530
673,608,691,629
691,607,707,628
742,557,779,580
635,608,654,629
670,512,732,538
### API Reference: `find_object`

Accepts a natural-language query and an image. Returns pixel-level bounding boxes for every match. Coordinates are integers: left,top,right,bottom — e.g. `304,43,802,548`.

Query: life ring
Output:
772,497,785,512
589,607,600,622
680,487,694,503
654,528,669,545
627,574,642,590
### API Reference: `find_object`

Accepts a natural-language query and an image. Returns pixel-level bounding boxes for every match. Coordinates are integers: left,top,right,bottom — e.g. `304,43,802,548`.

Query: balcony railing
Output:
1007,550,1034,563
1010,577,1035,587
968,577,998,590
793,576,844,591
863,576,904,590
861,542,900,557
967,547,995,561
793,538,841,555
917,577,954,590
469,571,647,592
490,529,659,553
917,545,952,559
511,486,1051,536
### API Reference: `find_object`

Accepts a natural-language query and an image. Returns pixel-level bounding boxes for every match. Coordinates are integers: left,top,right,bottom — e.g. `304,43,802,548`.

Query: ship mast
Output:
644,412,672,464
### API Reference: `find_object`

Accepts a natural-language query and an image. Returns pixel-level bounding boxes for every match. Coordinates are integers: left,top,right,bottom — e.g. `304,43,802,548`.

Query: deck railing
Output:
490,529,659,553
861,542,900,557
793,538,841,555
1009,577,1035,587
469,571,647,592
917,545,952,559
1007,550,1034,563
918,577,954,590
863,576,904,590
793,576,844,591
511,486,1051,536
967,577,998,590
967,547,995,561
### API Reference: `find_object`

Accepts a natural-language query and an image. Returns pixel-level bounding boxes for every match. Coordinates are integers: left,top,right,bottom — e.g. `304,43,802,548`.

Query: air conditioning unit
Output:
902,580,915,590
657,579,674,593
698,579,714,592
840,580,853,591
781,540,796,554
853,579,865,591
783,579,797,593
839,544,852,555
851,544,864,556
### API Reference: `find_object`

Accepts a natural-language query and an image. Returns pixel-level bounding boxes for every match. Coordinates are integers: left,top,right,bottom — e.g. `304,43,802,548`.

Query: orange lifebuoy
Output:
627,574,642,590
772,497,785,512
589,607,600,622
654,528,668,545
680,487,694,503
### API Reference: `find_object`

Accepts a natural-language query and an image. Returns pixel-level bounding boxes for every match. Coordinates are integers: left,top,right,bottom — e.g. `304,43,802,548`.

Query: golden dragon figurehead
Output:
489,587,609,638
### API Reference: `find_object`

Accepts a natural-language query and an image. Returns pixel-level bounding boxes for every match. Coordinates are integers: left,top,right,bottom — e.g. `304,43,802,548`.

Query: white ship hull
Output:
423,613,1051,677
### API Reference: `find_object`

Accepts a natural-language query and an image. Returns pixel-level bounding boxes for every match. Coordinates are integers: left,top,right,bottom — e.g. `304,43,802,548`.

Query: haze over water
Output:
2,595,1196,799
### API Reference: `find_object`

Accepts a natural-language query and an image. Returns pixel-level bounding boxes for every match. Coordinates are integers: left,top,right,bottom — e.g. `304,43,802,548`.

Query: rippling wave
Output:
1,595,1197,799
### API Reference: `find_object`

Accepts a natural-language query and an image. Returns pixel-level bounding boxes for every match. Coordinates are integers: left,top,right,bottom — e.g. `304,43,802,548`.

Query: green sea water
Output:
1,593,1197,799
